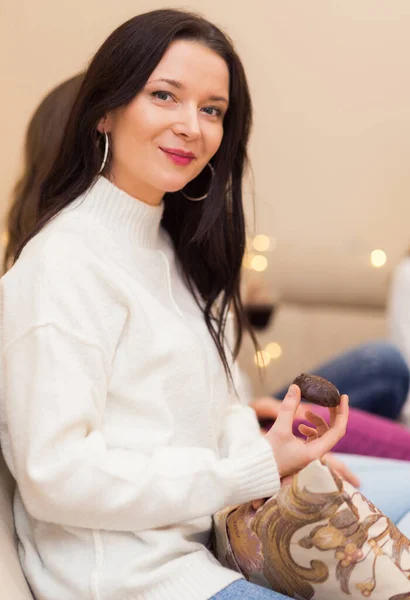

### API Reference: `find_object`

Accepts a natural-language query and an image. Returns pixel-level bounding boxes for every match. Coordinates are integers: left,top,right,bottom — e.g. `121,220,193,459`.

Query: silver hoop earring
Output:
181,163,214,201
99,132,109,173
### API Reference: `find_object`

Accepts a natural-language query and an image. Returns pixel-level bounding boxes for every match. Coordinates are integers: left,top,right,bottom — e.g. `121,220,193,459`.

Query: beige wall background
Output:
1,0,410,390
2,1,410,272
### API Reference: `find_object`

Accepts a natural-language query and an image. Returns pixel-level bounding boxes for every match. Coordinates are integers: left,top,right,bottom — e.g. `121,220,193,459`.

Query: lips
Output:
160,147,196,166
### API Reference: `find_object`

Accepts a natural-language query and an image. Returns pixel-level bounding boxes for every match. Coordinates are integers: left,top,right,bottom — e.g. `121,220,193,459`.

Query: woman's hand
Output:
264,384,348,479
252,452,359,509
250,395,310,428
251,389,354,510
297,412,360,487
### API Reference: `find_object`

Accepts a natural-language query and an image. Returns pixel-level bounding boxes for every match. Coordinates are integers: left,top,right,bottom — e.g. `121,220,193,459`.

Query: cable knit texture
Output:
0,177,280,600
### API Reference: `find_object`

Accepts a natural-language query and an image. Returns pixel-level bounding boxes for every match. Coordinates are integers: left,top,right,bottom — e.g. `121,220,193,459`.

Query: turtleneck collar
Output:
73,176,165,249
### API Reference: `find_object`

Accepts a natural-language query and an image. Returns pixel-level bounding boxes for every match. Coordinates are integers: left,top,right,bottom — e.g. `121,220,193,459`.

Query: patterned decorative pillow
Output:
213,460,410,599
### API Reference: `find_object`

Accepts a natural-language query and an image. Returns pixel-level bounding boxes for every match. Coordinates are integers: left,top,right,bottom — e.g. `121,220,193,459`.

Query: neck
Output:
107,166,163,207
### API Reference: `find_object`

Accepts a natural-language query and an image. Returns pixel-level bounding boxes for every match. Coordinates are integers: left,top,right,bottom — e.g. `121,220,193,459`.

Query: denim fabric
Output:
337,453,410,536
210,580,291,599
275,341,409,420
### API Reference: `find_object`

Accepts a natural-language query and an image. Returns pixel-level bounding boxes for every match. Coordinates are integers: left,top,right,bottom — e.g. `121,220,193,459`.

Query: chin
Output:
161,177,192,194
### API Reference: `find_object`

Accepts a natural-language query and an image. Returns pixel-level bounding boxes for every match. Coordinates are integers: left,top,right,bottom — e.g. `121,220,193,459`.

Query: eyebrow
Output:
149,78,229,104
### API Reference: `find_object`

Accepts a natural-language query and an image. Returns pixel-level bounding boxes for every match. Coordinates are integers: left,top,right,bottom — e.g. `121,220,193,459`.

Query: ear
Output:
97,114,113,133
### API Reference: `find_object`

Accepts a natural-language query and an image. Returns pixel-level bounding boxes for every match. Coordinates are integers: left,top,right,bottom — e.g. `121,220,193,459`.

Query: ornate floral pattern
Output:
213,460,410,599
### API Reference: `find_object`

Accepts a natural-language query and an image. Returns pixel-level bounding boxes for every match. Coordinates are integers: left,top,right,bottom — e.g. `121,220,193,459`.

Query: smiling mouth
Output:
160,147,196,166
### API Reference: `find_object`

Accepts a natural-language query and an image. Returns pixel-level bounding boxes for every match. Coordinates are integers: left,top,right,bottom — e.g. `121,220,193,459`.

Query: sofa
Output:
238,243,389,397
0,451,33,599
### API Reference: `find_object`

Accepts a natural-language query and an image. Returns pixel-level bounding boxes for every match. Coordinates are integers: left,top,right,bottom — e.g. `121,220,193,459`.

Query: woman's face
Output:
103,40,230,205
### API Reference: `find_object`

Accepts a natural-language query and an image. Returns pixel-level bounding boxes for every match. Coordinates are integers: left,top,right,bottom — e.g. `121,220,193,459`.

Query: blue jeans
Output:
275,341,409,420
210,580,289,599
211,453,410,599
339,453,410,535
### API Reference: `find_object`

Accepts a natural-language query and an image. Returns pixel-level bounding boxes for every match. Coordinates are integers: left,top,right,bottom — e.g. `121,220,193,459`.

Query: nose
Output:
172,104,201,141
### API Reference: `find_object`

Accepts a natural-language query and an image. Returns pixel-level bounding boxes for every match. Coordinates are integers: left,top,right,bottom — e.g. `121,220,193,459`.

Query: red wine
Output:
244,304,275,330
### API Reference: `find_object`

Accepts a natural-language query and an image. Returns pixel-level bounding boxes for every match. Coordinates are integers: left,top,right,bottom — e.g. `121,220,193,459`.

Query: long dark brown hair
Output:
13,9,256,379
4,74,83,272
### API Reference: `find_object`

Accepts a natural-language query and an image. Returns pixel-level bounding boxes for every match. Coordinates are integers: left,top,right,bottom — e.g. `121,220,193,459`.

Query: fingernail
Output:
287,384,297,397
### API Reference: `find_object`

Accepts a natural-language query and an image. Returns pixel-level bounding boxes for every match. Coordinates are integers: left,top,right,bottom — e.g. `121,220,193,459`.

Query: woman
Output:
4,74,83,272
5,74,408,475
5,77,410,471
0,10,406,600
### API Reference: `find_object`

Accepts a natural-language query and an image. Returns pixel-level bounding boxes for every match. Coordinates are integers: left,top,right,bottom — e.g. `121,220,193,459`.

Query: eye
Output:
201,106,222,118
151,91,174,102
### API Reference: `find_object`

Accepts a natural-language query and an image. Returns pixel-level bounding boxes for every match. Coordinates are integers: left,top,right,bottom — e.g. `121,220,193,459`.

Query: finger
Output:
324,457,360,488
329,394,348,427
328,406,337,428
333,393,349,428
304,411,329,437
337,465,360,488
298,424,317,436
281,475,293,487
295,402,309,420
328,394,348,428
304,395,349,460
298,423,318,443
297,412,329,442
271,384,301,434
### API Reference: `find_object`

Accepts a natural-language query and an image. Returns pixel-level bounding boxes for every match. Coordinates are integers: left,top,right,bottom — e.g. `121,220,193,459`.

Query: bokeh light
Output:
265,342,282,359
252,234,270,252
251,255,268,272
254,350,271,368
370,249,387,268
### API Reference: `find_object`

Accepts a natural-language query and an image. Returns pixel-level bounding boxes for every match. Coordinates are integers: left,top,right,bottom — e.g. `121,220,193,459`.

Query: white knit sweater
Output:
0,177,280,600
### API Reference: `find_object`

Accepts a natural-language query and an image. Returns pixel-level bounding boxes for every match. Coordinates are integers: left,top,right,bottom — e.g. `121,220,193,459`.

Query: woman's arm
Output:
2,236,347,534
2,322,280,532
218,362,268,458
1,236,280,532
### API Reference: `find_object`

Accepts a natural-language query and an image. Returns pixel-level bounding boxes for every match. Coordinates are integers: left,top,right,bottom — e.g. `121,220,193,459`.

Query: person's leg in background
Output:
210,579,291,599
397,512,410,537
275,341,410,420
337,453,410,537
292,403,410,460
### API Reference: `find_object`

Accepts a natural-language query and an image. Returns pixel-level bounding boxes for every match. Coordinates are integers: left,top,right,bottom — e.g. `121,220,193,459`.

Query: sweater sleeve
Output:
217,312,278,462
217,361,276,459
0,237,280,532
389,258,410,367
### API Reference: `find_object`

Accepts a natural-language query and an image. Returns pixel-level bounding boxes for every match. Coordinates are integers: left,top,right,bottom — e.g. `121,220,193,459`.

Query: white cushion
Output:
0,451,34,599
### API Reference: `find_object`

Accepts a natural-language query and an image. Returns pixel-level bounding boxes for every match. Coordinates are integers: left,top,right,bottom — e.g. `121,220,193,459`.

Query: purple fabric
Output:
292,405,410,461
